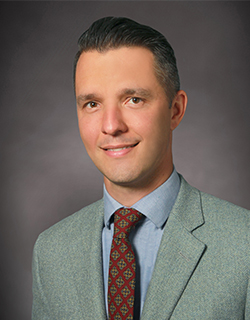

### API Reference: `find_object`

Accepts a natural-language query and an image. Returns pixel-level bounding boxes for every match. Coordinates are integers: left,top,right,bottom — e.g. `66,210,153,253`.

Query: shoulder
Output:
177,175,250,245
176,176,250,272
179,174,250,222
34,199,104,253
199,191,250,246
200,190,250,220
189,180,249,251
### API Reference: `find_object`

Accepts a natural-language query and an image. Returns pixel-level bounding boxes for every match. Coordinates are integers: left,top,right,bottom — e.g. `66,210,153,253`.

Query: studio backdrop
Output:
0,2,249,319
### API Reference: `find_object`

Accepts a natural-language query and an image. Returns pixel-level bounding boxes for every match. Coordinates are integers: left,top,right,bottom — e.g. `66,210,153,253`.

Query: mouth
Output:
102,142,139,152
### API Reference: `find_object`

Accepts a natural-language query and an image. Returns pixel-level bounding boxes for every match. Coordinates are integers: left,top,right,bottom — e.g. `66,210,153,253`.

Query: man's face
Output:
75,47,180,195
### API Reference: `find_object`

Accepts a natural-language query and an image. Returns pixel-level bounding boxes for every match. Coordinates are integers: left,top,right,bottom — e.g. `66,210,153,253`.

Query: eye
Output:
86,101,98,109
130,97,142,104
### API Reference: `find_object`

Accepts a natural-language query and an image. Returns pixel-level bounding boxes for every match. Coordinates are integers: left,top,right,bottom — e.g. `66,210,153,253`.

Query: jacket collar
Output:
141,176,206,320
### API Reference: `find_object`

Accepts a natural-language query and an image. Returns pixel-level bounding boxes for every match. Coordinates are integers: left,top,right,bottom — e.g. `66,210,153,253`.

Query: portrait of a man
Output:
32,16,249,320
0,2,249,319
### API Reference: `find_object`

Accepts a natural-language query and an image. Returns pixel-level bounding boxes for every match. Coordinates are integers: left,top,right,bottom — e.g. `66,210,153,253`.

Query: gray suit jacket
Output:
32,176,250,319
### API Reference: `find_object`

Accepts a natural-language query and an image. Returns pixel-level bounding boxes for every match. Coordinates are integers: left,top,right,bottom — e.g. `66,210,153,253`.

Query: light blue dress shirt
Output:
102,169,180,318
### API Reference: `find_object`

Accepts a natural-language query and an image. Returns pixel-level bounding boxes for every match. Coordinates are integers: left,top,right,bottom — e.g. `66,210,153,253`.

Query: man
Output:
32,17,250,320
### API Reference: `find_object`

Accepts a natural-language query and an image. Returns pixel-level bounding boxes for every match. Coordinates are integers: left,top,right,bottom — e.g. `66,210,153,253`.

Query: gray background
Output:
1,1,250,319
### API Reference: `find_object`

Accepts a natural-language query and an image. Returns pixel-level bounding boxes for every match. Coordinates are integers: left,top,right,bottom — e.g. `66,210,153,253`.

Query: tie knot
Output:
113,207,143,239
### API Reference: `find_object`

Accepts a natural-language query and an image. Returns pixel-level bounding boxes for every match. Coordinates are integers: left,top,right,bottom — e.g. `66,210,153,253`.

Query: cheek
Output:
146,114,171,148
78,119,96,151
142,111,169,136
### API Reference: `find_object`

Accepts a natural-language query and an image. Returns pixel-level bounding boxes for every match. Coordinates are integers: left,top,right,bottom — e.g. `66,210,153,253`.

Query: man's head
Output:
74,17,187,205
74,16,180,103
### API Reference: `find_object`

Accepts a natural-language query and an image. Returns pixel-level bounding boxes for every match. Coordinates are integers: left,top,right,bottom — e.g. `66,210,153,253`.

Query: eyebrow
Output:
120,88,153,99
76,87,154,106
76,93,98,106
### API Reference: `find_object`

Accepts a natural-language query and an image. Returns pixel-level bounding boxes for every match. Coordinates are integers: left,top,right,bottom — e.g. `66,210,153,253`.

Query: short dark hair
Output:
74,17,180,102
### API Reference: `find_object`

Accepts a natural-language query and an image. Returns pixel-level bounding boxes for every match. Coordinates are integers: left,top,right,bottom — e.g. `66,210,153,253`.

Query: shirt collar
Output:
103,168,180,229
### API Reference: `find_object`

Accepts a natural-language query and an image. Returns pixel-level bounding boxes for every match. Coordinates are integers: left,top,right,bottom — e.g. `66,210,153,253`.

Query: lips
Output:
102,142,139,151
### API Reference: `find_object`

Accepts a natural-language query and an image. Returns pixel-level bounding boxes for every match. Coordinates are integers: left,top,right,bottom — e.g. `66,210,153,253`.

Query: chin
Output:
104,171,140,186
104,170,151,189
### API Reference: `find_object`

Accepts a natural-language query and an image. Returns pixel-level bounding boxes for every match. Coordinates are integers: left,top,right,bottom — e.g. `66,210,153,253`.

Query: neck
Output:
104,165,174,207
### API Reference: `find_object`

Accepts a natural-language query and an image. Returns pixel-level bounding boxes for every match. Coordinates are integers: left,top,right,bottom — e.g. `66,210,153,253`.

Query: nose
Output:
101,105,128,136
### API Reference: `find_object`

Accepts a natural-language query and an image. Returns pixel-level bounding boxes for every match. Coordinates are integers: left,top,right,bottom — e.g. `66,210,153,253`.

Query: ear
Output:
170,90,187,131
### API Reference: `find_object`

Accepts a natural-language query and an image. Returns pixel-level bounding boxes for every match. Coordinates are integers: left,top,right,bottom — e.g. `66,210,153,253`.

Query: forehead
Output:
75,46,163,94
76,46,155,71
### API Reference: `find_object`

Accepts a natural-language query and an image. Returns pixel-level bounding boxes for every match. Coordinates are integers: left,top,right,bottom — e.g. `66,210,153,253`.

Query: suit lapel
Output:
141,177,206,320
66,200,107,319
61,177,206,319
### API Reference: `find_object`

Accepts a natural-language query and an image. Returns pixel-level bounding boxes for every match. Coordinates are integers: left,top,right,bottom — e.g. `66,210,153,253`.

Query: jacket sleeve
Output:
245,260,250,319
32,238,50,320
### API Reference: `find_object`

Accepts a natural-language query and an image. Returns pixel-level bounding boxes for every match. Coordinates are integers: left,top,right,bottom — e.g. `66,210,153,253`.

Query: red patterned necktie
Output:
108,207,143,320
